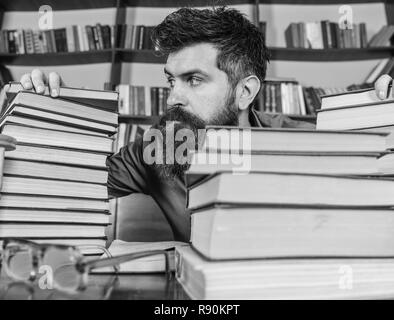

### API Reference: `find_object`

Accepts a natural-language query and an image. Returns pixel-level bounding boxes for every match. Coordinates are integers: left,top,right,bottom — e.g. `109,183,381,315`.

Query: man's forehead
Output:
165,43,219,75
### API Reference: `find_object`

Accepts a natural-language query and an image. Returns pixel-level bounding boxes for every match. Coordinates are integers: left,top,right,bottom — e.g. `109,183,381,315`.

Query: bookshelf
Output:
1,0,392,242
1,0,393,121
3,47,394,66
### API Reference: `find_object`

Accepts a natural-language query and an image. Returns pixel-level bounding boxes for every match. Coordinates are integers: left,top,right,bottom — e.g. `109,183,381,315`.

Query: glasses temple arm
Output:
81,250,171,273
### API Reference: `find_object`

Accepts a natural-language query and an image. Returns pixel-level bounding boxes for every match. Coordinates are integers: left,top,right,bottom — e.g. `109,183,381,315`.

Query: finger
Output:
20,73,33,90
31,69,47,94
48,72,61,97
374,74,393,100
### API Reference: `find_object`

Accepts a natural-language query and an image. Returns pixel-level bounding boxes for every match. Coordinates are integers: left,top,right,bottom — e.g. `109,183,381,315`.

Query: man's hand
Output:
375,74,393,100
20,69,62,97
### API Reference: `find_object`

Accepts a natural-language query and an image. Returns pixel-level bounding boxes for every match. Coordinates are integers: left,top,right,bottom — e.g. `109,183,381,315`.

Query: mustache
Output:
159,106,206,129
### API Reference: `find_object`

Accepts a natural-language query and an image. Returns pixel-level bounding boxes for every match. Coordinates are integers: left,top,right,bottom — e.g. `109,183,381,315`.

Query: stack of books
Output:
0,82,118,251
175,125,394,299
316,85,394,172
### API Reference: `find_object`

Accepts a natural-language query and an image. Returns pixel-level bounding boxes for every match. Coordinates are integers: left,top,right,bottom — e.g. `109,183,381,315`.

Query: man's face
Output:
150,43,239,179
163,43,238,128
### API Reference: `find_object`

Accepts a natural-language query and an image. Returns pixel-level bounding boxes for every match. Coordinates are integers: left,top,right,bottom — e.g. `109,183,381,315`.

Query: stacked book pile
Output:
0,82,118,251
316,85,394,171
175,122,394,299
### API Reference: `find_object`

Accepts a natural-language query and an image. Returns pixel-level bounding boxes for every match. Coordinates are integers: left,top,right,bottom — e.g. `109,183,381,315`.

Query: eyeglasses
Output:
0,238,171,295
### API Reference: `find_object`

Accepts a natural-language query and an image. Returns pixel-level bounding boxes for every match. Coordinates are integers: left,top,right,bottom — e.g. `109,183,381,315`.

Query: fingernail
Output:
379,91,386,99
51,89,58,97
23,82,32,89
37,85,45,93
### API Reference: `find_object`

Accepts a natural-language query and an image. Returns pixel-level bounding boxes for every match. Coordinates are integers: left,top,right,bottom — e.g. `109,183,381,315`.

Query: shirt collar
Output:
248,108,264,128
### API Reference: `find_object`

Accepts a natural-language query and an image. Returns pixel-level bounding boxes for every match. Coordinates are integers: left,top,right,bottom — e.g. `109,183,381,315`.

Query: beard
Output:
148,90,238,180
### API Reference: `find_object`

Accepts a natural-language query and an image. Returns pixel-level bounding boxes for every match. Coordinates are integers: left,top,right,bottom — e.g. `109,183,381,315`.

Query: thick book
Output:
2,90,118,127
1,104,116,135
4,82,119,112
202,126,388,153
0,223,107,238
93,240,188,273
186,171,394,210
1,175,108,199
3,159,108,184
0,238,108,255
5,143,108,169
319,86,393,110
0,194,109,211
175,246,394,300
2,123,114,153
377,152,394,173
0,208,109,225
316,100,394,131
188,151,379,180
191,204,394,260
2,115,109,136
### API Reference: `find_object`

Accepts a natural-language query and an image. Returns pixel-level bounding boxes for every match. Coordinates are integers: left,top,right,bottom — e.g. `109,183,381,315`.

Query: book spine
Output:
92,25,100,50
72,25,80,52
359,23,368,48
85,26,96,51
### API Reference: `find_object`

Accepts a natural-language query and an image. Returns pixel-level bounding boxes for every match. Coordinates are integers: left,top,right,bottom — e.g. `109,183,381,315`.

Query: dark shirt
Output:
106,109,315,241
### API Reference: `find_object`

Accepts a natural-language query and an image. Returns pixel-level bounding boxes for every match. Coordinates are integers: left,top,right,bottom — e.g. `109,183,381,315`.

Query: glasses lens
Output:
42,247,82,292
1,282,34,300
4,242,34,281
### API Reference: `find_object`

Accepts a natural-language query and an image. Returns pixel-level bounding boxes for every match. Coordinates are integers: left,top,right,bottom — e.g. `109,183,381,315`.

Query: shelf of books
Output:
0,0,119,11
2,48,393,66
0,0,386,11
1,22,393,65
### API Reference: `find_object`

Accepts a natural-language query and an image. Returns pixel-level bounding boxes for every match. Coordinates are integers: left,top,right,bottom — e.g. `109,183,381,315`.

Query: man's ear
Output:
236,75,261,111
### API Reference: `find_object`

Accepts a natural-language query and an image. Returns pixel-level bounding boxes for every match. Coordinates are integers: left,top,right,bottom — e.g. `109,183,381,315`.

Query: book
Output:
190,204,394,260
202,126,388,153
0,223,107,238
187,151,379,183
5,143,108,169
2,123,114,153
2,114,109,136
0,238,108,254
2,104,116,135
0,194,109,211
0,208,109,225
93,240,188,273
175,246,394,300
3,82,118,112
186,171,394,210
2,90,118,127
377,152,394,174
3,159,108,184
316,100,394,131
1,175,108,199
319,86,393,110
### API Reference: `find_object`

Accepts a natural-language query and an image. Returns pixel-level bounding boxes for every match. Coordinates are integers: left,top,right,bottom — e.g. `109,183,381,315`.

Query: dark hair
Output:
151,6,270,90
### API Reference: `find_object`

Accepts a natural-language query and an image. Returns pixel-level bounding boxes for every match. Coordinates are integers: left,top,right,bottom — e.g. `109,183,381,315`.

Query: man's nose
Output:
167,84,188,108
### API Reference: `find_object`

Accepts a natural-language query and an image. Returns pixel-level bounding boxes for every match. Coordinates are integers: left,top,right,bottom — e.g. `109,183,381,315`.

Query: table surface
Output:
0,273,190,300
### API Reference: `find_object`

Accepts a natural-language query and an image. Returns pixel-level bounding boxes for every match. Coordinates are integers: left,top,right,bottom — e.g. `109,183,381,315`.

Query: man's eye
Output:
167,79,175,88
188,77,201,87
